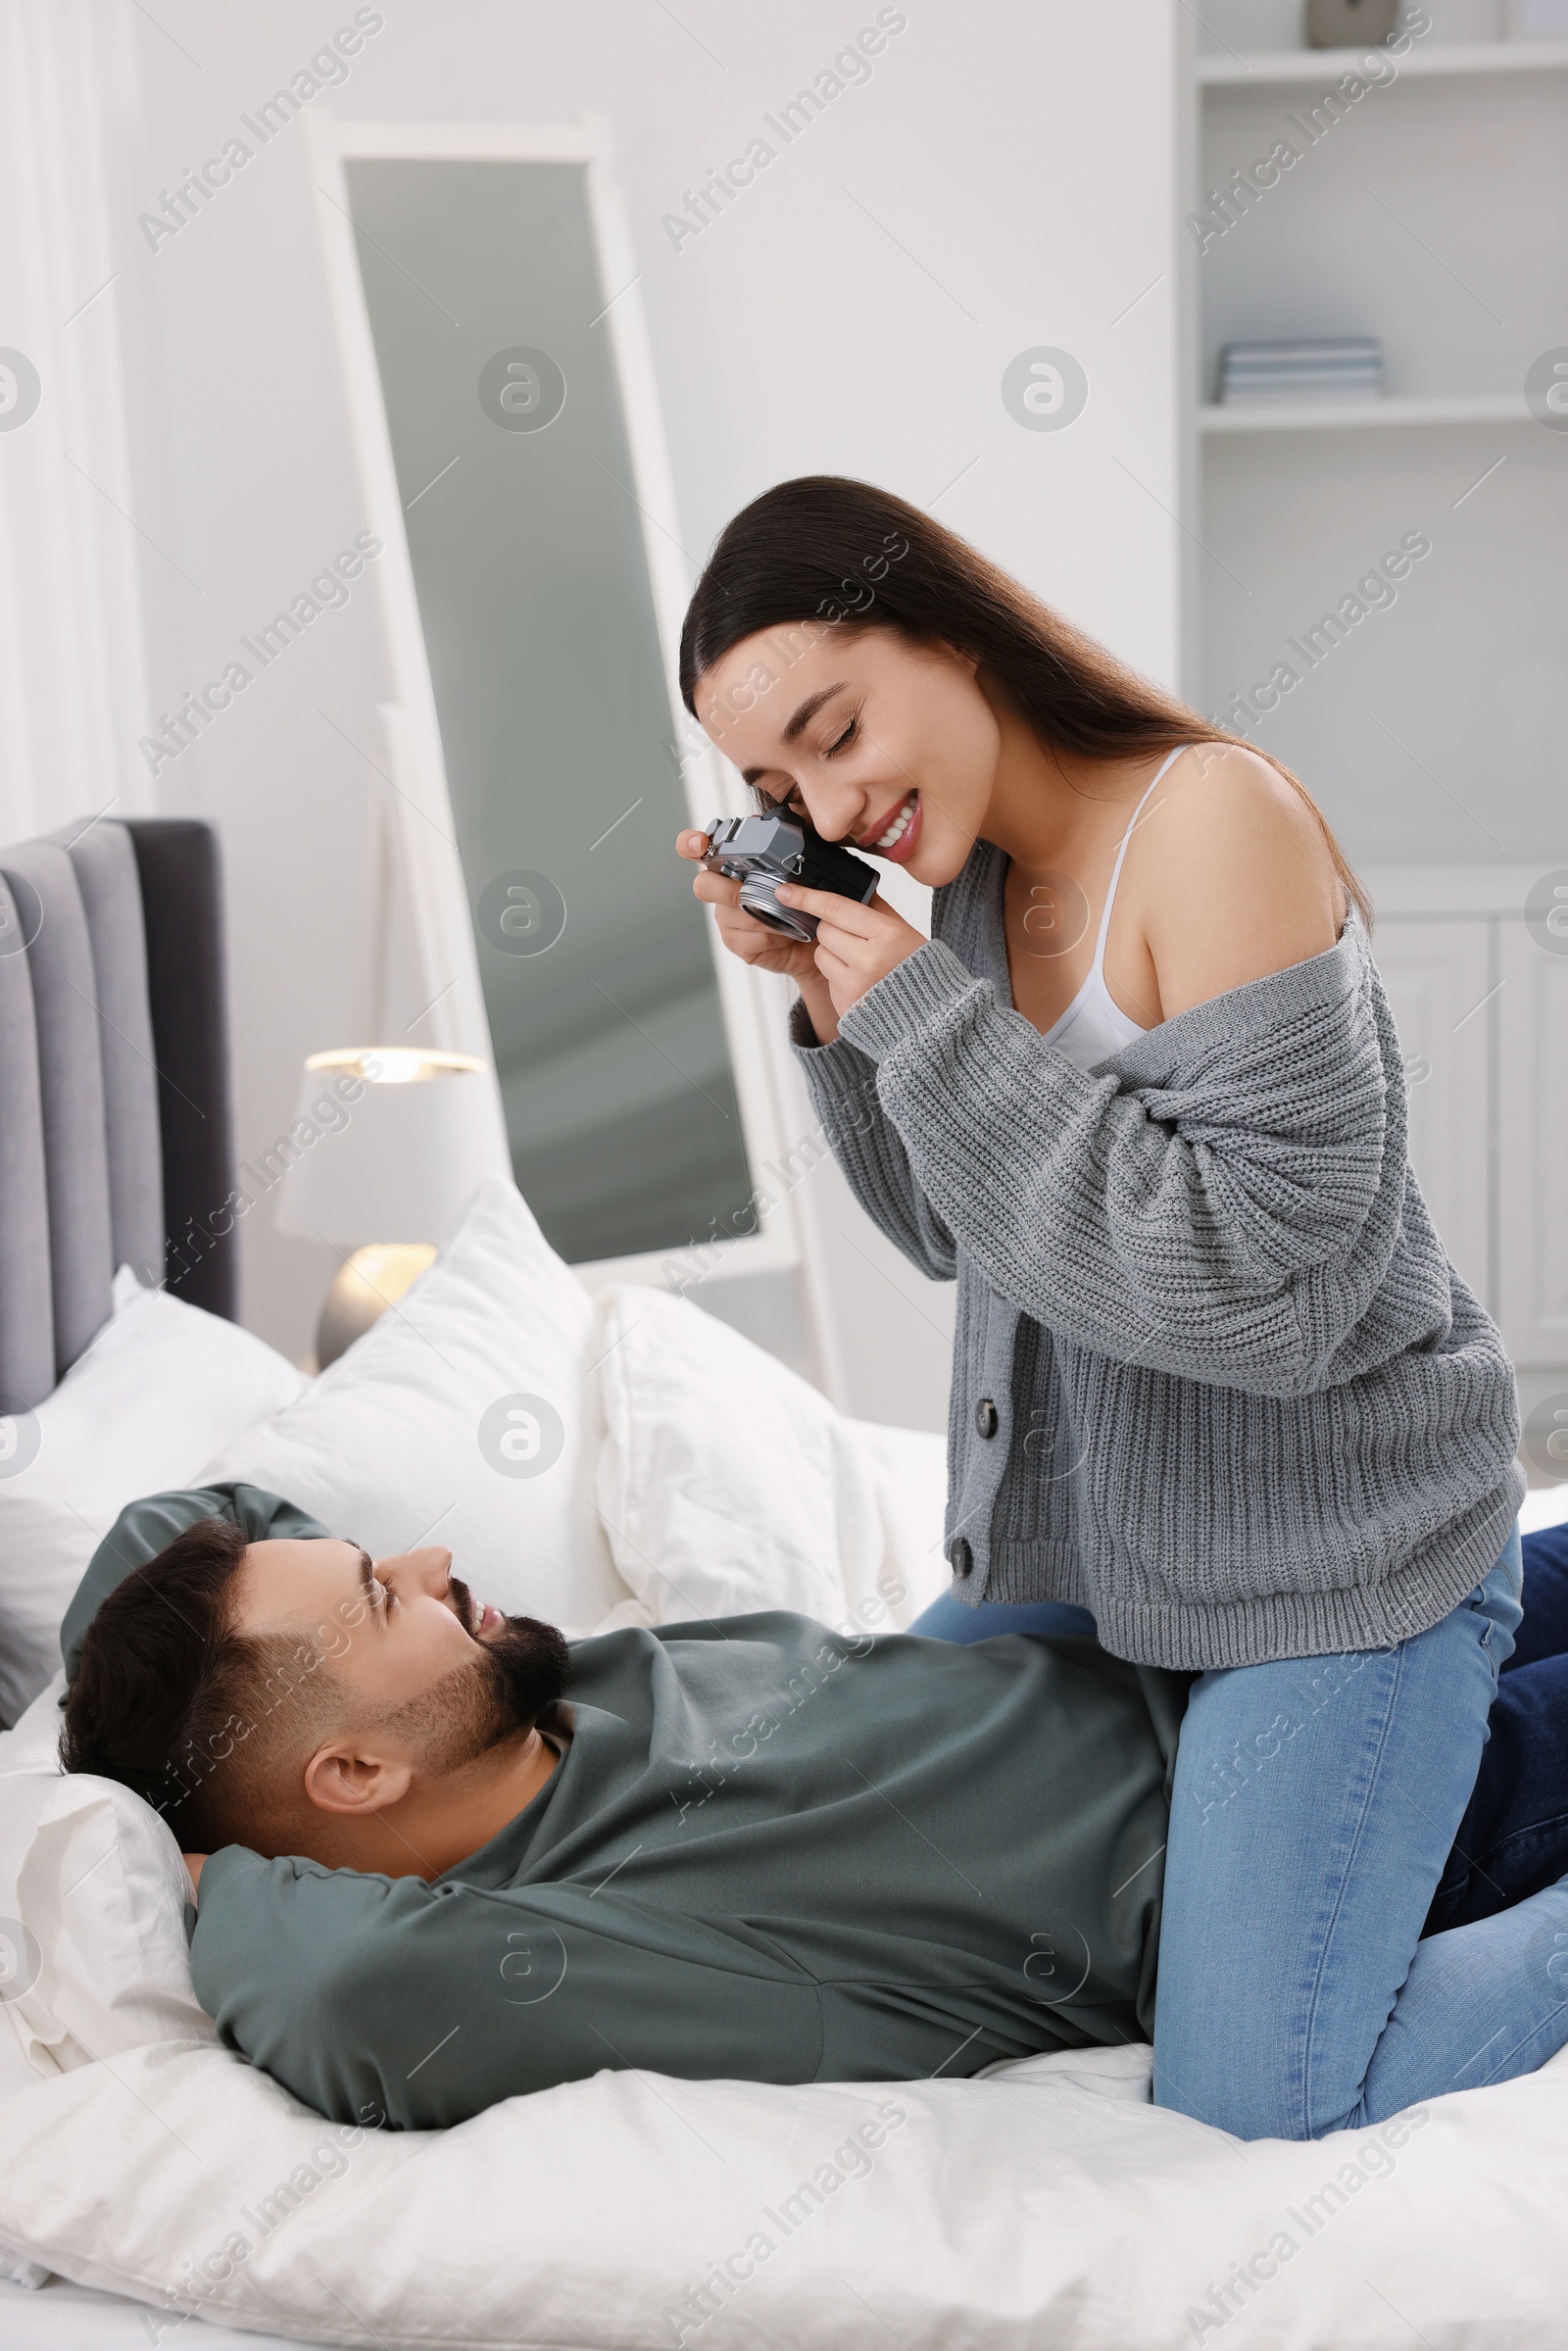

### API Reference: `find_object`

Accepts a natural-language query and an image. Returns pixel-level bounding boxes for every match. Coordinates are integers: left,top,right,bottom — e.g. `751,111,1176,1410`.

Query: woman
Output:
674,476,1542,2141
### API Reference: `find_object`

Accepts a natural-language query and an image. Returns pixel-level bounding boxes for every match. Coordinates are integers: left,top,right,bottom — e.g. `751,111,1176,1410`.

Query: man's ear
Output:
302,1741,415,1817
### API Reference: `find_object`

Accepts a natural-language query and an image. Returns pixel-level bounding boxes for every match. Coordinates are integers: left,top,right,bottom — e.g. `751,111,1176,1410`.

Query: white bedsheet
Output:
0,2278,304,2350
0,2033,1565,2349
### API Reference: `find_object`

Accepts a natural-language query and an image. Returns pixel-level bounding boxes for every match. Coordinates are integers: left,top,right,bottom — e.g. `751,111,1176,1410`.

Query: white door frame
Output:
304,111,813,1304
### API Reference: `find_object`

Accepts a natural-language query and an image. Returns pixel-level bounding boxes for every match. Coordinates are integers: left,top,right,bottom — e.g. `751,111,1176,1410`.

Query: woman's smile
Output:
858,788,922,863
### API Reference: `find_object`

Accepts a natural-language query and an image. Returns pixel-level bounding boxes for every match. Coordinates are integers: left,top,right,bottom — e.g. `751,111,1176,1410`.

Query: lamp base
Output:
316,1243,438,1371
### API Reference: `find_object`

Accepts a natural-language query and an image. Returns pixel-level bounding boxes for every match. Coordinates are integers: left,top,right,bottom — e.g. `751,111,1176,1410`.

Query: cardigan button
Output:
951,1537,973,1580
974,1396,998,1440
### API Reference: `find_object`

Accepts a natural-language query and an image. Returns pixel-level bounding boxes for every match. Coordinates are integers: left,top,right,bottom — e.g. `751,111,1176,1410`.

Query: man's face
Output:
234,1538,498,1710
229,1539,570,1799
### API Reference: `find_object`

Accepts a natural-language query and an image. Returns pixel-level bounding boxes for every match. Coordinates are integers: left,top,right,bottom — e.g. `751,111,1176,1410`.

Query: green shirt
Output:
69,1488,1186,2131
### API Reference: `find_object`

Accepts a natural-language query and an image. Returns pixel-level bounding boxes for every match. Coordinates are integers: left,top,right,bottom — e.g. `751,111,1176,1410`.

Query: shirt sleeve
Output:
789,997,958,1283
834,936,1415,1397
61,1485,329,1684
189,1846,826,2130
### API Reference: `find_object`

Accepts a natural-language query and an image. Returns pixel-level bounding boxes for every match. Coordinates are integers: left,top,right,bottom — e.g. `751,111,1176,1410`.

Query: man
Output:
60,1484,1183,2131
58,1487,1568,2134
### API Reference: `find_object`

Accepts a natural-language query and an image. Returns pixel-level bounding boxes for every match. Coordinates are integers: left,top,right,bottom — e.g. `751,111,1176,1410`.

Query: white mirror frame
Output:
305,110,814,1303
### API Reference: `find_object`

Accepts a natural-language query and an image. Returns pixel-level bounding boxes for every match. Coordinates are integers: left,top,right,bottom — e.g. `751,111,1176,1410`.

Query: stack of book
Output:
1216,337,1385,403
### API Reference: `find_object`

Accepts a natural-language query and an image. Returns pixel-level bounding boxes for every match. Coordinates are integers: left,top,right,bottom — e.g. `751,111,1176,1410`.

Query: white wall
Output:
0,0,154,839
85,0,1183,1412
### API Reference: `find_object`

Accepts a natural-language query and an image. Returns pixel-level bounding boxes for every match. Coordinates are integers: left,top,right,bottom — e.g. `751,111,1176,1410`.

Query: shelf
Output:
1200,38,1568,87
1200,392,1535,432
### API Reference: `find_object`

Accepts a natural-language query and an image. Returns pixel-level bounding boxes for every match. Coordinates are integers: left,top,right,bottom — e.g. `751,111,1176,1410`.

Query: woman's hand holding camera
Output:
677,828,818,984
677,828,924,1043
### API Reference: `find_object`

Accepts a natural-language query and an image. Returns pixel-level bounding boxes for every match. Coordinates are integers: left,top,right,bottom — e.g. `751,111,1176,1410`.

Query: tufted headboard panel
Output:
0,815,237,1412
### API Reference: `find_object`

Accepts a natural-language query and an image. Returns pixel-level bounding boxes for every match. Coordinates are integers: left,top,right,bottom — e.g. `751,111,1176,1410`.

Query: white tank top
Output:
1036,746,1184,1072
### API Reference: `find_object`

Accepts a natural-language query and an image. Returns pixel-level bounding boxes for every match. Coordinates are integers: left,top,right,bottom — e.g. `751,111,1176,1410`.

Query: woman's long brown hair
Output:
679,475,1370,929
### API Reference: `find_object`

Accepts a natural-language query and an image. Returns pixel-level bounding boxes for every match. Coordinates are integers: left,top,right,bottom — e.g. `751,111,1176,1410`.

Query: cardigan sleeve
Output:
833,937,1426,1398
788,996,958,1283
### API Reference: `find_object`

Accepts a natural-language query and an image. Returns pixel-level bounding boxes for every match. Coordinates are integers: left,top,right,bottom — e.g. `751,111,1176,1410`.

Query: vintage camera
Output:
702,812,879,944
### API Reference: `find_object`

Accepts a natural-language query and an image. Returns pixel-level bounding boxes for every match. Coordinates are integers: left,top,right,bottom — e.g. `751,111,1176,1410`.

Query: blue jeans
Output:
912,1534,1568,1931
1431,1518,1568,1931
911,1526,1568,2137
910,1594,1102,1644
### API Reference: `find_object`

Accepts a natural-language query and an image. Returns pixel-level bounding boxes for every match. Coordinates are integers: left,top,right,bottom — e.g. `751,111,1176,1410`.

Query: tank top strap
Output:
1089,745,1187,976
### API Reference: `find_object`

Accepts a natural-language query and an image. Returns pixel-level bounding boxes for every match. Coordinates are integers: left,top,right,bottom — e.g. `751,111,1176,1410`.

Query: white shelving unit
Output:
1178,5,1568,1443
1360,867,1568,1445
1199,391,1534,430
1199,37,1568,83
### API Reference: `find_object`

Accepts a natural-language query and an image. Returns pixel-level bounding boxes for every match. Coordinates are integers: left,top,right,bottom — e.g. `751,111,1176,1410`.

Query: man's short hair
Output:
60,1517,341,1850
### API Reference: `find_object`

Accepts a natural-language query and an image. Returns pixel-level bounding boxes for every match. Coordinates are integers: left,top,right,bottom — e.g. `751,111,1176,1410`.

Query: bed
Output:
1,813,1566,2351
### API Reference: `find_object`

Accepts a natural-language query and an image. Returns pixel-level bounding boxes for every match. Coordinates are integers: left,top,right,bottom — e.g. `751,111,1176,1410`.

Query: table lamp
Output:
274,1047,499,1368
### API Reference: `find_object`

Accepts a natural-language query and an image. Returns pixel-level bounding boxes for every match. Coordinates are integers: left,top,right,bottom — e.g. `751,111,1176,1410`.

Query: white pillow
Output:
202,1178,630,1637
0,1268,309,1727
0,1671,214,2120
592,1284,950,1635
0,1779,213,2083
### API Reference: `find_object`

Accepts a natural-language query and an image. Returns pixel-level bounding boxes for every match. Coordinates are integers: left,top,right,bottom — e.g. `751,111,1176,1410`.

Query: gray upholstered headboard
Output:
0,817,238,1414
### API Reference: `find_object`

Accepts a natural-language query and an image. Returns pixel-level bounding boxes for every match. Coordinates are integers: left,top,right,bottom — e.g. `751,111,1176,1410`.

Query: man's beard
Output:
378,1580,571,1780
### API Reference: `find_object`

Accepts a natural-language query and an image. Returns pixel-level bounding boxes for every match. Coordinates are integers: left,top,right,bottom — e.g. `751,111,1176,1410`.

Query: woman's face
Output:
694,623,1001,889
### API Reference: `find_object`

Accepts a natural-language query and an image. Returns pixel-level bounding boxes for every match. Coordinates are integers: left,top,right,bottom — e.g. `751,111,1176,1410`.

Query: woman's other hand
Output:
183,1853,208,1902
775,884,925,1022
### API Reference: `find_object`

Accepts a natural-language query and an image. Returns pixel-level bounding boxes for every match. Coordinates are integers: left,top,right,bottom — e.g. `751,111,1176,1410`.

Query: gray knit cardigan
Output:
791,840,1523,1671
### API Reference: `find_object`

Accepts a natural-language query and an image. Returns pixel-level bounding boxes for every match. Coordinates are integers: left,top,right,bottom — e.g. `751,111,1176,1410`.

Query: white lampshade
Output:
273,1048,502,1249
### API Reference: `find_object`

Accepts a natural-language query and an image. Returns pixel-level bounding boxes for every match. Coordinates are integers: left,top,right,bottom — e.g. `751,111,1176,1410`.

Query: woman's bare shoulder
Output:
1149,739,1326,835
1132,742,1348,1021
